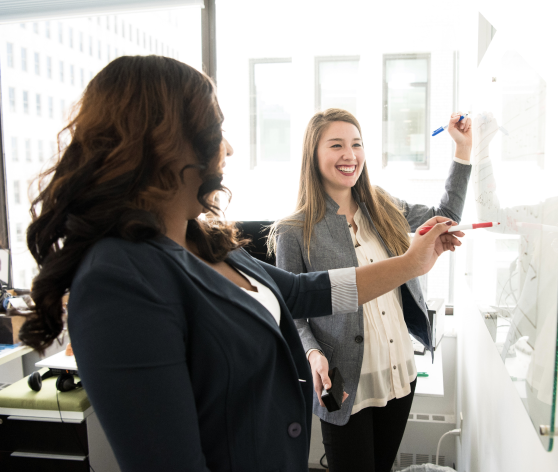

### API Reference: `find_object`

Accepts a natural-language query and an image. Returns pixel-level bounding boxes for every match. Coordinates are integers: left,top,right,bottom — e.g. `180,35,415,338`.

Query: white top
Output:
239,270,282,325
350,208,417,413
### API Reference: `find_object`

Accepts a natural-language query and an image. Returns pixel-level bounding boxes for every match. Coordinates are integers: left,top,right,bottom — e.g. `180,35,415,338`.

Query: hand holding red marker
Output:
418,221,500,236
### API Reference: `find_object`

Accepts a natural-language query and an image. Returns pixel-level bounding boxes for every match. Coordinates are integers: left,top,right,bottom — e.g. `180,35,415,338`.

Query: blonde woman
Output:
271,109,472,471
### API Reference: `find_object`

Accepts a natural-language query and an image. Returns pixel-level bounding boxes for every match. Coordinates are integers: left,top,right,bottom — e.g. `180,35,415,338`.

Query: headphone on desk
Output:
27,370,82,392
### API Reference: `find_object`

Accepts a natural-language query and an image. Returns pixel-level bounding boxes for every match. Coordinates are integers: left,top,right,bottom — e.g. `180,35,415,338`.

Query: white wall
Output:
455,249,558,471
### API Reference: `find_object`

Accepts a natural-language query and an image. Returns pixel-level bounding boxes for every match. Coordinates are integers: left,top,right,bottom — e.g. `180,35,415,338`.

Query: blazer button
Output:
288,422,302,438
355,335,363,343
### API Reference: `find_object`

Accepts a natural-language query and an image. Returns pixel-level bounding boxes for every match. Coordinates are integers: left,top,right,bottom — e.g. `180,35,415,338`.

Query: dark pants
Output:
320,379,416,472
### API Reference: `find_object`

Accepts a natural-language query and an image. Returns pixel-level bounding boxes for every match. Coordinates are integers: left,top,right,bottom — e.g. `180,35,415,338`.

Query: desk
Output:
0,352,121,471
0,345,33,367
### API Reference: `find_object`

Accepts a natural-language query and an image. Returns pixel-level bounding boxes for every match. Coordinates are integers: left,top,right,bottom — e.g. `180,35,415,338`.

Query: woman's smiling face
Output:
316,121,365,194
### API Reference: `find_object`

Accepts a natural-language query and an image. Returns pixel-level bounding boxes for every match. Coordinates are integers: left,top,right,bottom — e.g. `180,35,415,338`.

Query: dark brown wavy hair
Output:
20,55,247,351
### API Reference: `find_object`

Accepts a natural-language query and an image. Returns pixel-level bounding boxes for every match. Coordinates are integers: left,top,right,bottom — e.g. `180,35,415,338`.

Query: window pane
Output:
253,62,292,164
0,8,202,289
318,59,359,115
384,56,429,164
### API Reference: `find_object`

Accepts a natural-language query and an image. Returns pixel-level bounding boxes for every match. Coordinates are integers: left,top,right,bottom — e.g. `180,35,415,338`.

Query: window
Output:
61,100,66,119
80,68,85,88
137,29,140,45
59,61,64,82
48,97,54,118
38,140,44,162
34,52,40,75
114,16,118,34
36,94,42,116
45,21,51,38
106,16,110,30
107,45,111,62
7,43,14,67
33,22,39,34
21,47,27,71
58,22,63,43
16,224,24,243
122,21,125,38
382,54,430,167
8,88,16,112
98,40,102,59
80,32,84,52
315,56,360,116
47,56,52,78
89,36,93,55
23,91,29,114
11,137,18,161
143,32,146,48
249,59,293,168
70,65,75,85
25,139,32,162
14,181,21,205
129,25,132,41
69,27,74,48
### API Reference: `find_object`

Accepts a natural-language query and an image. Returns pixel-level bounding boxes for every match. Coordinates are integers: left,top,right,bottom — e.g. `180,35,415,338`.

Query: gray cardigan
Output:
276,161,471,425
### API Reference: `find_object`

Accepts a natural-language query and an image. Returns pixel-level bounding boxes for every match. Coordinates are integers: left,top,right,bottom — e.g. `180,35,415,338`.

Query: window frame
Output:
248,57,292,170
382,52,431,169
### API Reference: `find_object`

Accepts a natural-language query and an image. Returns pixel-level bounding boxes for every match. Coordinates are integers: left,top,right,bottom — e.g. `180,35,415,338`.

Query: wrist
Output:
308,349,324,365
455,145,472,161
401,251,422,280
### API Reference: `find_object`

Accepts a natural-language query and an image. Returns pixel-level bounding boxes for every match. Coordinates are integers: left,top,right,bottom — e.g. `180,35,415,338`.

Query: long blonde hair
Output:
268,108,410,259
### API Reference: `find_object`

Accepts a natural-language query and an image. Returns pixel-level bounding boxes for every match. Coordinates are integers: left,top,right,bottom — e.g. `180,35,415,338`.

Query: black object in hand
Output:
321,367,345,412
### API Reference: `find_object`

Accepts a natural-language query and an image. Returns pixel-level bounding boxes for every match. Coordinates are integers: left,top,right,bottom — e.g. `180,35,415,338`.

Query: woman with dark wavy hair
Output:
21,56,461,472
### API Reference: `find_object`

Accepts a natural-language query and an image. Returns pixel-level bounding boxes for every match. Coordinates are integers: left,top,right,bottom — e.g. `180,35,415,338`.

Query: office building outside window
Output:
58,22,63,43
7,42,13,67
14,181,21,204
33,22,39,34
16,224,24,243
11,137,18,161
80,68,84,88
34,52,40,75
69,27,73,48
89,36,93,55
47,56,52,78
23,91,29,114
48,97,54,118
249,59,293,169
59,60,64,82
21,47,27,71
25,139,32,162
36,94,42,116
98,40,101,59
8,87,16,112
45,21,50,38
382,53,430,167
38,140,44,162
80,32,83,52
315,56,360,116
70,65,75,85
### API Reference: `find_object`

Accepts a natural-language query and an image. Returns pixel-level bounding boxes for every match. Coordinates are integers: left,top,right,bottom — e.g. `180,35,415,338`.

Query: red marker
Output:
418,222,500,235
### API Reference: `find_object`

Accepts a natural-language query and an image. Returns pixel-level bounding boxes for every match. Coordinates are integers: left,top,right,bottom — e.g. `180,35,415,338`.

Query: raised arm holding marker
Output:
418,222,500,236
431,113,468,137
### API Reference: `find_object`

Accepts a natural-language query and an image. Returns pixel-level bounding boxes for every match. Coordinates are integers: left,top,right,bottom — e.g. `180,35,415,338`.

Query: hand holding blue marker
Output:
432,114,468,137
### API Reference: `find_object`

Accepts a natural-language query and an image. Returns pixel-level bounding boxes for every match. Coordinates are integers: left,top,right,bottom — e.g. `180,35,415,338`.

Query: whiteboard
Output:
467,31,558,450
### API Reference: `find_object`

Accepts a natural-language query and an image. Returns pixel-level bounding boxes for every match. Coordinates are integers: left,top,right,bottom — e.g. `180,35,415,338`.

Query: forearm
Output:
355,254,417,306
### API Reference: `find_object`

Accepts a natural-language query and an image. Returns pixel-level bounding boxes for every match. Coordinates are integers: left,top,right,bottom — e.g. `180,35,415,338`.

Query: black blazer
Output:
68,236,335,472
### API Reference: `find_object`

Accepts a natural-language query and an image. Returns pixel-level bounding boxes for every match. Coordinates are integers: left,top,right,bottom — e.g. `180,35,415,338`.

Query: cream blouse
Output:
350,208,417,413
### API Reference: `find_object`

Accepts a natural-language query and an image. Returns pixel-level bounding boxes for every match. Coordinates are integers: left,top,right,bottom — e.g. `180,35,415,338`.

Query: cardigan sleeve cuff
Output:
453,157,471,166
328,267,358,314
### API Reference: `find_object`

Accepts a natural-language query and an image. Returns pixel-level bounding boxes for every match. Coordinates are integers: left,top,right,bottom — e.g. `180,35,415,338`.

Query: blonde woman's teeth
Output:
337,166,356,174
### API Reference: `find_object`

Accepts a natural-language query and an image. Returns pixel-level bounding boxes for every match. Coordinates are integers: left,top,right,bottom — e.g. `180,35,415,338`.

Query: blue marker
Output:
432,114,467,136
